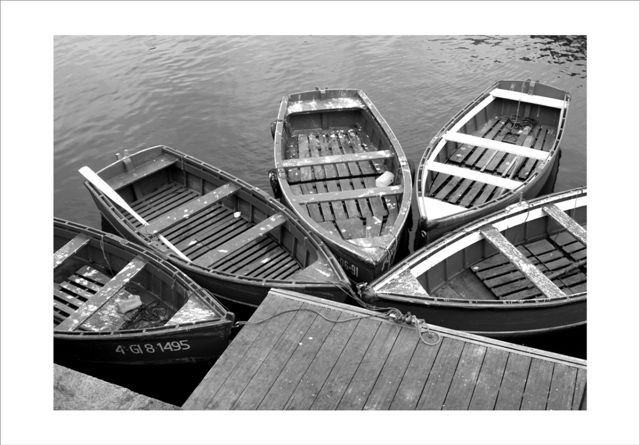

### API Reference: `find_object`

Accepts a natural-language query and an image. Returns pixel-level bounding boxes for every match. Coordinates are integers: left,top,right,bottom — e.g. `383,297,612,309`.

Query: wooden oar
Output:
79,166,192,263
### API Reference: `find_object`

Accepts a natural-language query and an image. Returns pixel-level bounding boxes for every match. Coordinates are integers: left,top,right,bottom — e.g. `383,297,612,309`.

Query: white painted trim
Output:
449,95,495,133
425,161,523,190
443,132,551,161
419,197,467,220
490,88,567,109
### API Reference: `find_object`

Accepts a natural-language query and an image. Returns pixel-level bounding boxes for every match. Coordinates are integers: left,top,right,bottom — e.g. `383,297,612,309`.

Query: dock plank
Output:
494,353,531,409
184,289,586,411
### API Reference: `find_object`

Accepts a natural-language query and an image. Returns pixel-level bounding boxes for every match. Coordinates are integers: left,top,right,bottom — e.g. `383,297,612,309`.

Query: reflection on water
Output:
54,36,587,403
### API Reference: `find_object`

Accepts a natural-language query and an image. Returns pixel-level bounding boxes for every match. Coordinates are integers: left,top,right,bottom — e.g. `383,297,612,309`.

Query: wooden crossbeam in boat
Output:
490,88,567,109
443,133,551,161
53,233,91,269
292,185,403,204
480,226,566,300
449,95,495,133
107,155,178,191
425,162,522,190
543,204,587,245
193,213,287,268
143,183,241,235
56,256,147,331
282,150,393,169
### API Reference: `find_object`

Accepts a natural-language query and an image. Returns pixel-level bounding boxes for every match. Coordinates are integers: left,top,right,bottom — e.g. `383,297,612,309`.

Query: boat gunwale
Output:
53,217,234,338
370,187,587,309
415,80,570,225
273,88,413,265
84,146,350,289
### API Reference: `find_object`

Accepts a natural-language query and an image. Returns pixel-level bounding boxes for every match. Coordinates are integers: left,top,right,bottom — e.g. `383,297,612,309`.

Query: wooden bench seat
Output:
543,205,587,245
53,233,91,269
293,185,403,204
107,155,177,191
426,162,522,190
282,150,394,169
490,88,567,109
55,257,147,331
143,182,241,235
443,132,551,161
480,226,566,299
193,213,287,268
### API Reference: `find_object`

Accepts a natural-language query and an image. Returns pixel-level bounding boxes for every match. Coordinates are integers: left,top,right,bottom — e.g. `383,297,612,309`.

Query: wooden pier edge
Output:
184,289,586,410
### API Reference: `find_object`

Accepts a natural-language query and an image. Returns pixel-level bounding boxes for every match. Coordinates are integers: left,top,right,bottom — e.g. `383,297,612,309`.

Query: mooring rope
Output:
98,234,114,274
234,305,441,346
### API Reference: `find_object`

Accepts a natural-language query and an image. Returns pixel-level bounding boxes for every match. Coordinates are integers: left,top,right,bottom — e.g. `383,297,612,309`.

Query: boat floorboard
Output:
429,115,557,208
183,289,586,410
126,181,302,280
465,228,587,300
285,128,399,240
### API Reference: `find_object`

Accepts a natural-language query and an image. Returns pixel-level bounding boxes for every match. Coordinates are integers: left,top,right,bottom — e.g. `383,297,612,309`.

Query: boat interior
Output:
281,92,404,242
416,199,586,302
96,147,333,283
54,221,220,333
422,83,567,217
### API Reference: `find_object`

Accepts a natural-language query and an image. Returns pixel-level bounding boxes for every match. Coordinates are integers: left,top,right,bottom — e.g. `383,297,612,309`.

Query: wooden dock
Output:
184,289,586,410
54,365,175,410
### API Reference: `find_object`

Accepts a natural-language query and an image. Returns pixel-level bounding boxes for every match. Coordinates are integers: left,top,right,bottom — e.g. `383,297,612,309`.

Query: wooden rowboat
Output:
54,218,234,366
361,188,586,337
272,88,412,283
82,145,352,308
415,80,569,246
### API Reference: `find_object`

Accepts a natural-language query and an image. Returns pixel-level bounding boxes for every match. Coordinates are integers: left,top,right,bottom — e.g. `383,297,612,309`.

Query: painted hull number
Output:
115,340,190,355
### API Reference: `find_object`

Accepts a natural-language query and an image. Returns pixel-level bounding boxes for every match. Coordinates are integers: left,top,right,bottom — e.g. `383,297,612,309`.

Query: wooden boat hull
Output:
273,89,413,283
415,80,569,247
54,218,234,366
84,146,352,309
366,188,587,338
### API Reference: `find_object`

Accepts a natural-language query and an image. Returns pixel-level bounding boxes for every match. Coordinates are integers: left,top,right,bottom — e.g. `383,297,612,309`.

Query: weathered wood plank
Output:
324,180,348,221
143,183,240,235
231,303,325,409
468,348,509,410
283,149,394,169
337,323,402,409
310,317,381,410
443,343,486,410
347,129,377,174
520,358,555,410
53,233,91,269
293,184,403,204
193,213,286,268
285,316,363,410
335,218,365,240
445,132,551,161
494,353,531,409
572,368,587,410
363,327,420,410
543,204,587,245
363,176,388,217
258,306,348,410
481,226,566,299
56,256,146,331
415,337,465,409
307,135,326,180
297,134,314,182
547,364,578,410
427,161,522,190
300,183,324,223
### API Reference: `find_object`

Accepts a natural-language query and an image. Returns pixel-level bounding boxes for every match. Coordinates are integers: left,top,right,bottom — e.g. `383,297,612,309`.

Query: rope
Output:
98,234,113,274
234,305,441,346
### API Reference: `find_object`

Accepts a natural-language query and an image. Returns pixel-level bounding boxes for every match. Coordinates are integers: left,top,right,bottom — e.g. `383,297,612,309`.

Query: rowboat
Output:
54,218,234,366
360,187,586,337
271,88,412,283
415,80,569,246
82,145,352,308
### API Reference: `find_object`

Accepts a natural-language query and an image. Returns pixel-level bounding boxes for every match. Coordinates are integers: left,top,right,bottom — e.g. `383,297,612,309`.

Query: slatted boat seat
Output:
53,233,91,269
543,204,587,245
143,182,241,235
55,256,147,331
292,185,403,204
443,132,551,161
480,226,566,299
192,213,287,268
282,150,394,169
107,154,178,191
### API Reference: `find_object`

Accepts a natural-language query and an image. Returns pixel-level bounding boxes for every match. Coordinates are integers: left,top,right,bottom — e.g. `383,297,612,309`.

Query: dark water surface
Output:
54,35,586,404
